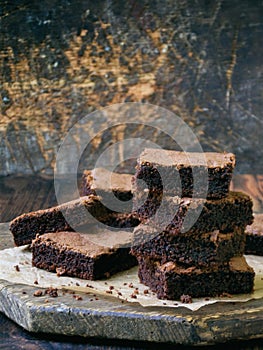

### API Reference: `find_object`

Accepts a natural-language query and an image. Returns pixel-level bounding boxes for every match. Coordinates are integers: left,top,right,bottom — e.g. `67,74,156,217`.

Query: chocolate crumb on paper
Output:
180,294,192,304
33,290,43,297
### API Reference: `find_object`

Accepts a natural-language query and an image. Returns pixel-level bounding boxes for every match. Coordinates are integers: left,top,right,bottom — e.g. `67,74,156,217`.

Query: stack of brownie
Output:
131,148,255,300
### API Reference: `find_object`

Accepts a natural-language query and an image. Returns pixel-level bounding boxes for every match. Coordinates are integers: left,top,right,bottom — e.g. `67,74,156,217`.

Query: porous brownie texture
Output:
134,192,253,235
131,226,245,267
32,230,137,280
137,256,255,300
133,149,235,199
245,213,263,256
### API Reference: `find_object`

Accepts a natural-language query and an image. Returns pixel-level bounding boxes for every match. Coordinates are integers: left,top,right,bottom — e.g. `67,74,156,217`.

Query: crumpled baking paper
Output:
0,245,262,311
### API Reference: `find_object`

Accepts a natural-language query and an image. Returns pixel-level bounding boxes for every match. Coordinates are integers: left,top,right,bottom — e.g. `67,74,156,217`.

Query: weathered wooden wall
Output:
0,0,262,175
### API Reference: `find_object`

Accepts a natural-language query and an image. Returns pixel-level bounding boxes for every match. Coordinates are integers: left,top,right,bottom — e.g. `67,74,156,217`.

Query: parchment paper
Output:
0,245,262,311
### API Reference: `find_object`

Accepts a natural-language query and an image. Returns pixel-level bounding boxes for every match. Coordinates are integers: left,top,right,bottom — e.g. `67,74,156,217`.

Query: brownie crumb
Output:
44,299,49,303
56,267,66,276
220,292,233,298
14,265,20,272
45,287,58,297
128,283,133,288
76,282,80,286
117,292,122,296
180,294,192,303
86,284,94,288
109,285,114,290
73,295,83,301
143,289,149,295
22,291,27,295
34,280,38,285
130,293,137,299
106,290,113,294
33,290,43,297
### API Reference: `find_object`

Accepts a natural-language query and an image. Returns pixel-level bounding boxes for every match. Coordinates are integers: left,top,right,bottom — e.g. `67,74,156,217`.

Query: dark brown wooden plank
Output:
0,175,57,222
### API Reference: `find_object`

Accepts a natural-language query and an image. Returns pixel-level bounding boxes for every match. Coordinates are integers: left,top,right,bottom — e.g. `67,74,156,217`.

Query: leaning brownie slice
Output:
32,230,137,280
137,256,255,300
245,213,263,256
134,192,253,234
131,226,245,267
10,195,111,246
133,149,235,199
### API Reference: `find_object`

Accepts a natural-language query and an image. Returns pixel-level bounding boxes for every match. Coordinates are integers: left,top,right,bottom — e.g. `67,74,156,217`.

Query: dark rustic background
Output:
1,0,262,175
0,1,263,347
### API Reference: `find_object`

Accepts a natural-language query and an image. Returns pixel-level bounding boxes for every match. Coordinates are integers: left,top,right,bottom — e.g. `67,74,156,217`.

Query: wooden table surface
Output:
0,174,262,349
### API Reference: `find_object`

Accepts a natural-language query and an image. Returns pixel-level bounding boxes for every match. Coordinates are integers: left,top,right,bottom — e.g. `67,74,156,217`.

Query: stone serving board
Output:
1,224,263,346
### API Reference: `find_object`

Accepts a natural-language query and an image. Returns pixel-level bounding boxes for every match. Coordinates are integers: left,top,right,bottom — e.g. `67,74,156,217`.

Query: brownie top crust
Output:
246,213,263,236
138,149,235,168
83,168,133,193
34,229,133,257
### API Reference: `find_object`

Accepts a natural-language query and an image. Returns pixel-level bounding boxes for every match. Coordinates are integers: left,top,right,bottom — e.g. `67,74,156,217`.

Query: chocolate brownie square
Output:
134,192,253,235
133,149,235,199
32,230,137,280
10,195,111,246
131,225,245,267
137,256,255,299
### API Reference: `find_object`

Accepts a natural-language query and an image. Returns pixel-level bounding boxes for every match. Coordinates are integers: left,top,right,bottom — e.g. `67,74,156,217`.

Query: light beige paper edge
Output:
0,245,262,311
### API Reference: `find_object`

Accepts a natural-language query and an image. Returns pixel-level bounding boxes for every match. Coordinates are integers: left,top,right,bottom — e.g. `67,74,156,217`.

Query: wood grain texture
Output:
0,175,57,222
0,0,262,176
0,276,263,347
